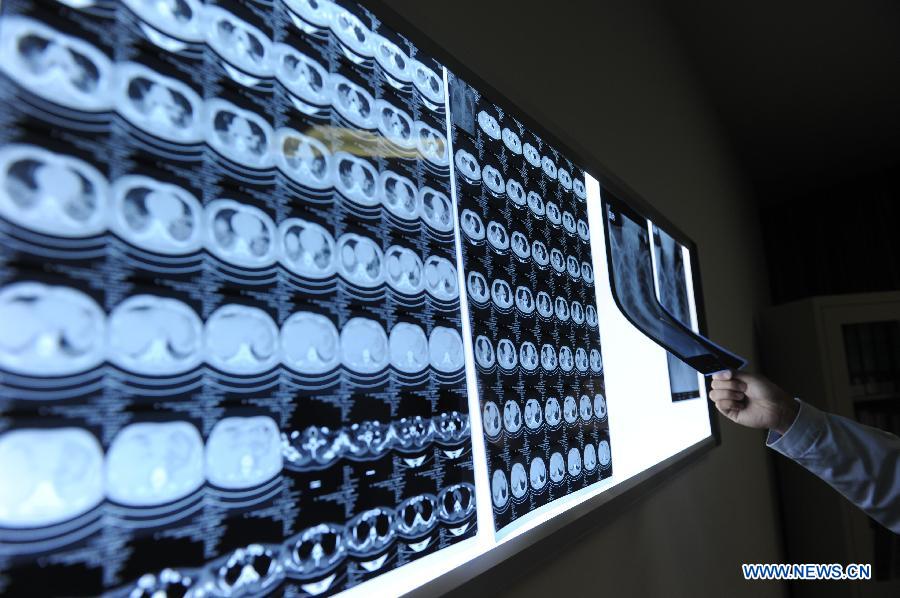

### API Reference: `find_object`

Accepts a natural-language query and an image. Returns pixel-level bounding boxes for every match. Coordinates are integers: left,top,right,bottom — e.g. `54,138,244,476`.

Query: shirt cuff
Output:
766,399,826,459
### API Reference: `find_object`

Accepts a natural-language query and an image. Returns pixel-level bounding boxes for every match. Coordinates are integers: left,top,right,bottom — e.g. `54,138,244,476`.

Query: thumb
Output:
711,369,733,381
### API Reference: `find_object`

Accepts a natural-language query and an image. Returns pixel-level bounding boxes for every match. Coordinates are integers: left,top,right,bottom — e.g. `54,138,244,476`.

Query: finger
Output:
712,369,733,381
715,398,744,417
709,389,745,403
710,379,747,392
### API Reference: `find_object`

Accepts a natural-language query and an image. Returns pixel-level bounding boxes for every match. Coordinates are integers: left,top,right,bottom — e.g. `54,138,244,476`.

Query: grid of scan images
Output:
448,75,612,531
0,1,477,595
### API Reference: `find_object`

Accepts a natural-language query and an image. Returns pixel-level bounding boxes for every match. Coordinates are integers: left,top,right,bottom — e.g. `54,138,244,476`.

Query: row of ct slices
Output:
454,146,587,200
0,411,472,526
473,335,603,373
0,282,466,377
465,273,599,326
0,146,456,280
491,439,612,508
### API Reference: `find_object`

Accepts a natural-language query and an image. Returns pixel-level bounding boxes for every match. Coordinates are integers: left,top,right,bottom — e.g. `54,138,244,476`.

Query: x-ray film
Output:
0,1,475,595
449,75,612,532
652,225,701,401
0,0,730,593
604,193,745,374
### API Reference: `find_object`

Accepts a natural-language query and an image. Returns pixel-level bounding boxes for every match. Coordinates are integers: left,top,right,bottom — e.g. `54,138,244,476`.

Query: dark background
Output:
662,0,900,304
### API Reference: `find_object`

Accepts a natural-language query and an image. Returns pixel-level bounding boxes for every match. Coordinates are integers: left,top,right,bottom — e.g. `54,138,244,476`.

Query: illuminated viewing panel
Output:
0,1,740,596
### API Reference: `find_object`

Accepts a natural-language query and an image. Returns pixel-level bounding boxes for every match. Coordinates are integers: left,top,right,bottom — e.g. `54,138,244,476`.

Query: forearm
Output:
767,400,900,533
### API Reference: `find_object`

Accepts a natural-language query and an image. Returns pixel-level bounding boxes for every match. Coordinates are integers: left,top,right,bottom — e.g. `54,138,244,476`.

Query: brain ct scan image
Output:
450,74,610,531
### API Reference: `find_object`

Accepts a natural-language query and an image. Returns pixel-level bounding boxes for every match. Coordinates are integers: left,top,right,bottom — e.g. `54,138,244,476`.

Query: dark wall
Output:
761,168,900,305
382,0,786,596
655,1,900,306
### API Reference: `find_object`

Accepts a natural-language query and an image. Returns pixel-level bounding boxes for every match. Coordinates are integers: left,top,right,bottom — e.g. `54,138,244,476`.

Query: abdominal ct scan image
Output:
449,73,612,532
604,192,745,375
0,1,476,595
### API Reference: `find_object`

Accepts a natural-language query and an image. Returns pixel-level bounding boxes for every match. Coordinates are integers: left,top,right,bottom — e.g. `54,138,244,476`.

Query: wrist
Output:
772,397,799,436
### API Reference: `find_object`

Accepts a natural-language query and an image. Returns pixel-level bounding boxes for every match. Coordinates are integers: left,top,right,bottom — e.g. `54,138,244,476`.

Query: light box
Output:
0,1,738,596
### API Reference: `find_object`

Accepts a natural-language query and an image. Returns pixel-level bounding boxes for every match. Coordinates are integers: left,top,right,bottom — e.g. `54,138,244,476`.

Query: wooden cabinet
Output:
760,291,900,597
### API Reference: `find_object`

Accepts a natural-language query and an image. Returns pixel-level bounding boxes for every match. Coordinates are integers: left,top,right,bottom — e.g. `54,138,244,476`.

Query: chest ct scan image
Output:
0,1,474,596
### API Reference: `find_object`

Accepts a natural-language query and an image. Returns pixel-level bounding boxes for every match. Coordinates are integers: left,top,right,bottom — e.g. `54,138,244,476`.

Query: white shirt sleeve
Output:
766,400,900,534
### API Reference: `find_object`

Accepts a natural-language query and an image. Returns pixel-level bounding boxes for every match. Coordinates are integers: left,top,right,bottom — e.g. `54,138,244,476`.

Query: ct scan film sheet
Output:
0,1,477,595
604,192,745,375
652,225,701,401
448,75,612,532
